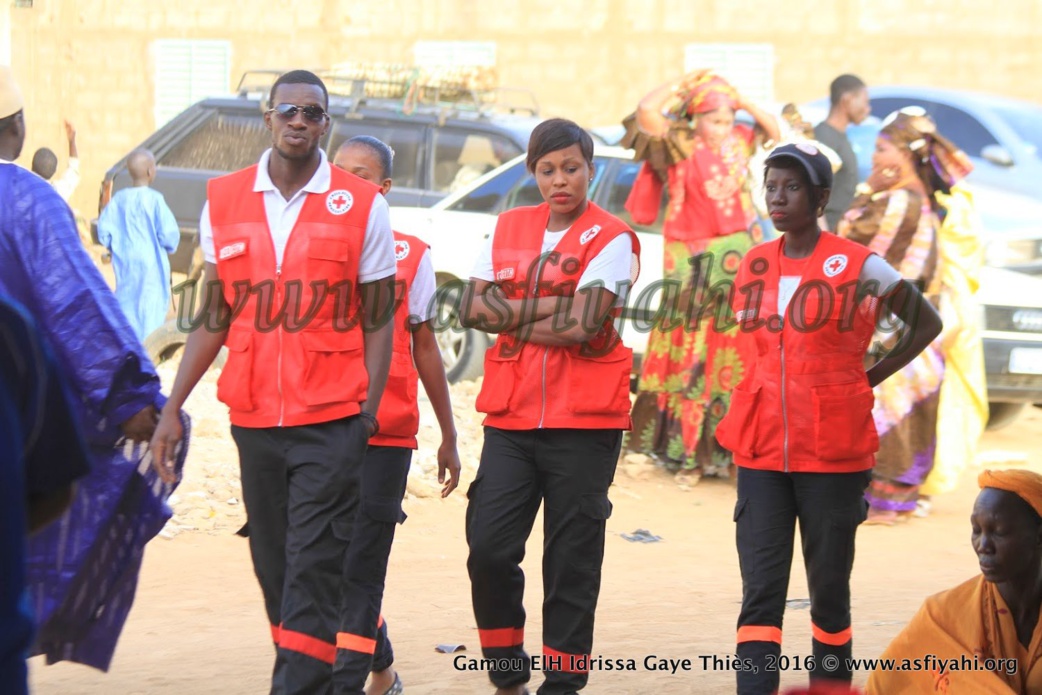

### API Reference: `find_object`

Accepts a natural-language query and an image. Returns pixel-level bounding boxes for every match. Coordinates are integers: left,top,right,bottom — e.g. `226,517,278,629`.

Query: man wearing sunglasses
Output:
151,69,397,695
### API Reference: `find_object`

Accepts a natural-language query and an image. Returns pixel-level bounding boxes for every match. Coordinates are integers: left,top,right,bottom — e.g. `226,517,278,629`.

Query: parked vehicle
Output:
93,70,542,280
391,145,1042,431
803,87,1042,275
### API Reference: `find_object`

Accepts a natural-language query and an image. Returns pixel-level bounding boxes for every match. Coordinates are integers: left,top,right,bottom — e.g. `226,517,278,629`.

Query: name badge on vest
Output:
496,267,515,281
219,241,247,260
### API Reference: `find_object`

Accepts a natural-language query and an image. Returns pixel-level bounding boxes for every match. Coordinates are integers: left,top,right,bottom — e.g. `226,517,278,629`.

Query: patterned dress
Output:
839,186,944,513
623,121,762,477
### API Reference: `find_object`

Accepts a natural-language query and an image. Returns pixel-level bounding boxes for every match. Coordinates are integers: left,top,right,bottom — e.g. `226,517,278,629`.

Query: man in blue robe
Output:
0,295,92,695
0,65,190,671
97,148,180,342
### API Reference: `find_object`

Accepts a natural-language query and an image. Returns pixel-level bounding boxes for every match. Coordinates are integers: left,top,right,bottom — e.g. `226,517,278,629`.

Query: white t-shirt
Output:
777,253,902,315
52,157,80,203
408,248,436,324
199,149,395,283
470,227,637,307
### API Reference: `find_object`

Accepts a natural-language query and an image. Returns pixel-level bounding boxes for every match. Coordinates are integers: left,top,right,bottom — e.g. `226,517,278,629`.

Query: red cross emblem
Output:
394,240,410,261
823,254,848,277
326,189,353,215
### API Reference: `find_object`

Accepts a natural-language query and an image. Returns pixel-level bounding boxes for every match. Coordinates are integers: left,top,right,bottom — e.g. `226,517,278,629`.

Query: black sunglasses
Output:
268,103,328,123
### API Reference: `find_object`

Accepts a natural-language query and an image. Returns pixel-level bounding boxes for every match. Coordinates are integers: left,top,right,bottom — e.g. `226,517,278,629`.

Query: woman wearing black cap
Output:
714,143,943,695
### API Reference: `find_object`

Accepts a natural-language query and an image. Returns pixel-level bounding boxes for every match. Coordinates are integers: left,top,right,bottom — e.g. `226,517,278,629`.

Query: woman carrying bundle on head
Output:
622,70,780,484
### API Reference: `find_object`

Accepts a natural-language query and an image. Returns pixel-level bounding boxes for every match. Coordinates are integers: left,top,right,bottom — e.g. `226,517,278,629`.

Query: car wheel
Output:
986,402,1027,431
433,290,490,384
144,318,228,371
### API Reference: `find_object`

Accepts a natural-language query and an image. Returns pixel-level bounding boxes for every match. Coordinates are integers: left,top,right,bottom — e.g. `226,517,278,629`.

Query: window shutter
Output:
153,39,232,128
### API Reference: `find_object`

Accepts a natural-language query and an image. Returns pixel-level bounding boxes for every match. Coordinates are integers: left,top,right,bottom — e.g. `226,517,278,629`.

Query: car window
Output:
328,120,425,189
993,105,1042,160
431,129,523,195
599,160,665,236
157,111,270,171
928,104,999,157
869,97,921,122
446,161,527,213
503,173,543,209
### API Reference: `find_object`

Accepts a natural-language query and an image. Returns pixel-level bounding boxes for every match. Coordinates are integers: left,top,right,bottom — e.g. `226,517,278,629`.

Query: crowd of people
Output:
0,59,1032,695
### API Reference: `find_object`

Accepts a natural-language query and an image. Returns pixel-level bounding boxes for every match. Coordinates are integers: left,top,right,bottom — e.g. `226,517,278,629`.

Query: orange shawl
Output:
867,576,1042,694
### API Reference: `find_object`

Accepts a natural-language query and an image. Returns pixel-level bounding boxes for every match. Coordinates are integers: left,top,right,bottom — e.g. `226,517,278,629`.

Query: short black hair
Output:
270,70,329,110
342,135,394,180
763,157,828,214
829,74,866,107
32,147,58,180
525,118,594,174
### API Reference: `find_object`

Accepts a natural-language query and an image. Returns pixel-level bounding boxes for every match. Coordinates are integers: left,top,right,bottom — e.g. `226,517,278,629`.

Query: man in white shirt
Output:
150,70,397,695
31,120,80,203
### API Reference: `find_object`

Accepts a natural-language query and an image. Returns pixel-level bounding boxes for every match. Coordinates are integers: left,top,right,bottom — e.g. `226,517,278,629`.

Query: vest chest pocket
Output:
307,237,353,281
568,345,633,415
812,385,879,461
474,343,521,415
300,329,366,407
216,329,255,412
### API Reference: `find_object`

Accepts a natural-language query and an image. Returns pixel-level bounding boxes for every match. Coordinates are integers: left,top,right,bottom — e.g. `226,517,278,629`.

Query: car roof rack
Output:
235,65,540,119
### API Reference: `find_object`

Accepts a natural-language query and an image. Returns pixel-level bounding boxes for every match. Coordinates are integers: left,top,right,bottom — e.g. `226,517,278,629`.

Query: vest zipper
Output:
780,332,789,473
276,265,285,427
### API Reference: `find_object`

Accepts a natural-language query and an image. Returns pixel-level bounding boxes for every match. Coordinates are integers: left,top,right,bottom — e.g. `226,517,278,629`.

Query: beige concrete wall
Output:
10,0,1042,220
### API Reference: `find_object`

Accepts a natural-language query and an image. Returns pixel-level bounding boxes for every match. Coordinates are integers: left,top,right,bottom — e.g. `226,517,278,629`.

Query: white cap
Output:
0,66,25,120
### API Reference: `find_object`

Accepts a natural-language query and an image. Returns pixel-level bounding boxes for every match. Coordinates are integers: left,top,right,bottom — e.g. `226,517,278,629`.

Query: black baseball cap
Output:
764,142,834,189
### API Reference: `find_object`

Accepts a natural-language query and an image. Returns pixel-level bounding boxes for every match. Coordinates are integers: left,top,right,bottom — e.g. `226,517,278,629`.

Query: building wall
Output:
10,0,1042,219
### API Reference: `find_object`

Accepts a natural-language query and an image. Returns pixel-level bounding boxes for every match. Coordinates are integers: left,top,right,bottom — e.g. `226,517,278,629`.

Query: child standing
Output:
97,148,180,341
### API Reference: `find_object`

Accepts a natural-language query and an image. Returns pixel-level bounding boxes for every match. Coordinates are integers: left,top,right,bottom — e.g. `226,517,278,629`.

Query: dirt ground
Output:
28,366,1042,694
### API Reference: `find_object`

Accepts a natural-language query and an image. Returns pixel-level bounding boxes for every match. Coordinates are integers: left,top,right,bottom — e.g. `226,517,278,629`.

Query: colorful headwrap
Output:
880,107,974,198
978,468,1042,519
668,70,739,119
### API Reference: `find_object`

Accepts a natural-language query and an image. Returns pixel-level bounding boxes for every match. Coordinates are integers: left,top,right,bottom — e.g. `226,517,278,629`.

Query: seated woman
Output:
867,469,1042,694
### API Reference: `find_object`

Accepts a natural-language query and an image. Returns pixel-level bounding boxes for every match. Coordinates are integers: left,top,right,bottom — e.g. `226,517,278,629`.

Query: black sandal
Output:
381,673,403,695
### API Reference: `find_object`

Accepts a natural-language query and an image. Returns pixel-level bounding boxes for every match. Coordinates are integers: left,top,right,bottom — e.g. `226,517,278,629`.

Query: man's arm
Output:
52,120,80,202
151,261,229,482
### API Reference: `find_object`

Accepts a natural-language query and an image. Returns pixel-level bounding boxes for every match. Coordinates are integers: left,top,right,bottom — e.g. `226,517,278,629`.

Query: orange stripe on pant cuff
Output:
812,624,852,646
542,645,589,673
270,624,280,644
737,625,783,644
478,627,525,649
278,626,336,664
337,632,378,654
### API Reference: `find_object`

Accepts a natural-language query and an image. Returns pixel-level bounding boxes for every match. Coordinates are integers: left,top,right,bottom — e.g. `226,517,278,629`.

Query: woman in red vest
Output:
460,118,640,695
715,143,943,695
332,136,462,695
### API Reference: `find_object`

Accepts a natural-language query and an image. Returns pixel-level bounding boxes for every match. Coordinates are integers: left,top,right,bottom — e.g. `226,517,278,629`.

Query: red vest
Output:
475,202,640,430
715,233,880,473
370,231,428,449
208,163,380,428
